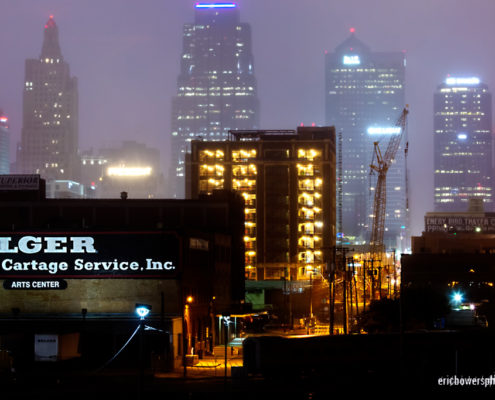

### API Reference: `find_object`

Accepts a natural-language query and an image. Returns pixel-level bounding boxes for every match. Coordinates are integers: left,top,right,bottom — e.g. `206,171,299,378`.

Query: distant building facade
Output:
18,16,79,182
325,31,406,248
45,180,89,199
403,200,495,328
171,3,259,198
0,111,9,174
433,76,492,212
81,141,165,199
187,127,336,282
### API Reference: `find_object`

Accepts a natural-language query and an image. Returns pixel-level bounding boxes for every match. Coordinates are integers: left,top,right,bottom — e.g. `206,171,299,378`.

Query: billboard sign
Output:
425,216,495,233
0,232,180,279
0,175,40,191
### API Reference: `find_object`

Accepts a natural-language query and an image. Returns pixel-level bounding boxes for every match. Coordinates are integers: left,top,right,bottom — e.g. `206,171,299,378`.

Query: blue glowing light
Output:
457,133,468,140
446,77,480,86
452,292,463,304
343,55,360,65
135,304,151,320
195,3,237,8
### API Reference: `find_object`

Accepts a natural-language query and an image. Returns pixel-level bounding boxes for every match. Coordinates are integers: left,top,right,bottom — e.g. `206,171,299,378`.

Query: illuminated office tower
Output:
18,16,79,181
434,76,492,211
0,111,9,174
171,3,259,198
325,30,406,248
187,128,336,282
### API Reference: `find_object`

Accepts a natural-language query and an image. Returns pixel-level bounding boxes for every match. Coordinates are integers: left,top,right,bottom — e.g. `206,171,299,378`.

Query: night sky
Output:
1,0,494,236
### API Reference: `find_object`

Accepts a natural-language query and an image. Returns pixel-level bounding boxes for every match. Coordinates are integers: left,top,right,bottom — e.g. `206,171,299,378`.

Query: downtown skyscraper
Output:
18,16,79,181
171,3,259,198
325,30,406,249
434,76,492,211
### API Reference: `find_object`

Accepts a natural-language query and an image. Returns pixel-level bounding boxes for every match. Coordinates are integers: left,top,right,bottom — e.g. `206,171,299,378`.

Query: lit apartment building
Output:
187,127,336,281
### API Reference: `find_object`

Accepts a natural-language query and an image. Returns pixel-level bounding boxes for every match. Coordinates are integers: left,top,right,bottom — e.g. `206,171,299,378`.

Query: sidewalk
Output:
154,351,243,379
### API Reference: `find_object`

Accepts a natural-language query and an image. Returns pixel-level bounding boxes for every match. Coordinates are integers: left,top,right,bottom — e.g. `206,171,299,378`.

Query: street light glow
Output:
107,166,152,177
452,292,463,304
135,303,151,320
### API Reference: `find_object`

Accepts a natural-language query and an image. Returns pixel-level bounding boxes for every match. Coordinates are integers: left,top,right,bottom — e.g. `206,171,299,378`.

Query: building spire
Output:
41,15,63,60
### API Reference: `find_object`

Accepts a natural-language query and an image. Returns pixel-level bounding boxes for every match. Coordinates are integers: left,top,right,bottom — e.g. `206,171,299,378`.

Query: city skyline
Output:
1,1,495,236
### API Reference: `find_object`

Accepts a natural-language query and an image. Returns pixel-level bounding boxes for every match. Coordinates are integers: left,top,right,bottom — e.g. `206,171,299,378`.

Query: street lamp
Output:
182,295,194,377
221,315,231,380
135,303,151,400
451,292,463,309
136,304,151,320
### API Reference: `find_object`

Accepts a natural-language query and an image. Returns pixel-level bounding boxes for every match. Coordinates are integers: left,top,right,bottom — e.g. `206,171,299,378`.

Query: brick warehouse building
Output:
0,175,245,372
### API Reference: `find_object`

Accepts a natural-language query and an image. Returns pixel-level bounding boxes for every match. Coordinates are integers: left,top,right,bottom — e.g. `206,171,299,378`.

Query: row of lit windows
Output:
435,170,482,174
199,148,326,163
435,187,492,192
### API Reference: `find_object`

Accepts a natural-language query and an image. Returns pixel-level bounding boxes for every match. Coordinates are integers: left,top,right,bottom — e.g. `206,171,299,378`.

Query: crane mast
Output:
369,108,409,261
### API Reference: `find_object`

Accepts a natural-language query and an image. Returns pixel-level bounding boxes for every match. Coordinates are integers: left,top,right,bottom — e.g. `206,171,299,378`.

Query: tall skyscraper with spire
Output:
434,76,493,211
325,29,406,249
18,16,79,181
171,3,259,198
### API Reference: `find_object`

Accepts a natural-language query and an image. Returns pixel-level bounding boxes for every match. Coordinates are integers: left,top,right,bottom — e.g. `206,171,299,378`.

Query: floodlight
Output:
135,303,152,320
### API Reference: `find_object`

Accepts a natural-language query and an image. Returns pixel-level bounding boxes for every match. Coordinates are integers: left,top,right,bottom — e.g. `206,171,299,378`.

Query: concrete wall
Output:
0,279,180,314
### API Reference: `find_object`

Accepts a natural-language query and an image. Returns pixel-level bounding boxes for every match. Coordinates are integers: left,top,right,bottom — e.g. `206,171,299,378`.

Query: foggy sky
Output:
1,0,495,237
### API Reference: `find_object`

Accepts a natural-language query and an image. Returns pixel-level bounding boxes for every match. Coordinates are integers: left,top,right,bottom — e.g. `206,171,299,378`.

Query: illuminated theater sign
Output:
0,232,180,278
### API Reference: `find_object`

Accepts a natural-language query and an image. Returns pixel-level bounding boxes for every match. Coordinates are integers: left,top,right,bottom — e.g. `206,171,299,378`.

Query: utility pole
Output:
222,315,230,381
138,316,144,400
370,258,375,301
342,253,348,335
363,259,366,314
352,258,359,316
329,249,336,335
378,263,383,300
335,247,352,335
289,267,293,329
309,271,313,328
393,249,397,299
348,262,353,323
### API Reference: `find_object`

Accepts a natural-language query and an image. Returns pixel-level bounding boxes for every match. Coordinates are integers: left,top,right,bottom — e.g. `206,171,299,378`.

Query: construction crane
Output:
369,107,409,261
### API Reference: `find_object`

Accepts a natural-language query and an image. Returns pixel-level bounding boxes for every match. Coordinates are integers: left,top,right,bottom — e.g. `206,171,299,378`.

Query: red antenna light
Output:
49,15,54,19
350,27,355,33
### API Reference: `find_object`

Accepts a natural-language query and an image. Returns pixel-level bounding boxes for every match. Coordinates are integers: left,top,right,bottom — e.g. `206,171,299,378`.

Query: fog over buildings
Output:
1,0,495,236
